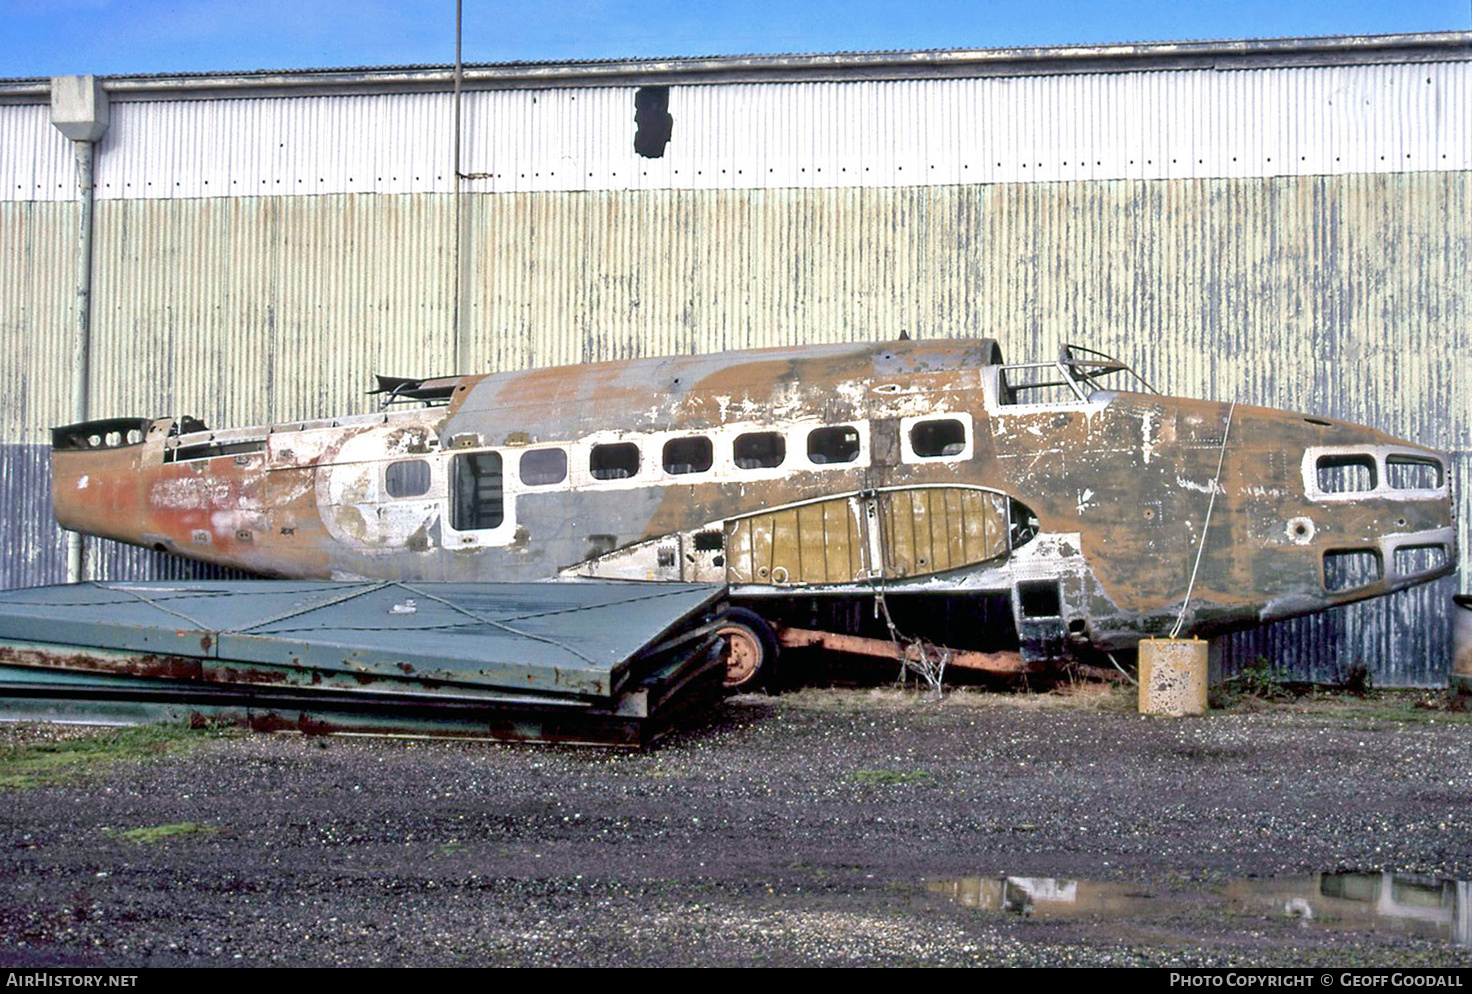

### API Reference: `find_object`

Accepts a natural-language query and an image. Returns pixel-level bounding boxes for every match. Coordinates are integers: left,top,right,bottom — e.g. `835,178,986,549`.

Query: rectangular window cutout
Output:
734,431,785,469
909,418,967,457
1323,549,1382,592
452,452,504,530
1019,581,1062,618
1317,455,1377,493
998,366,1080,406
693,530,725,551
663,436,713,475
169,438,267,462
1386,456,1442,491
807,426,860,465
590,442,640,480
385,459,431,498
1393,544,1447,577
520,448,567,486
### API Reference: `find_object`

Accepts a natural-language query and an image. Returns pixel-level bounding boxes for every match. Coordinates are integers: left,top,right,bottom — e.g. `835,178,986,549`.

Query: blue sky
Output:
2,0,1469,78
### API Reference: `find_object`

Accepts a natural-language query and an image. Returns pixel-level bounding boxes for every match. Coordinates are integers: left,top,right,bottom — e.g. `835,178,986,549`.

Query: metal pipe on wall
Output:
65,137,96,582
452,0,467,376
49,76,109,583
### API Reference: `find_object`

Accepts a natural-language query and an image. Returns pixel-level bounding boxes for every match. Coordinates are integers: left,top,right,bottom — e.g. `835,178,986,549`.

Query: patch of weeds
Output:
1432,690,1472,714
1329,691,1472,726
1236,657,1294,700
1339,662,1373,696
105,821,219,845
0,723,217,790
848,769,931,786
1265,690,1472,727
1211,657,1295,708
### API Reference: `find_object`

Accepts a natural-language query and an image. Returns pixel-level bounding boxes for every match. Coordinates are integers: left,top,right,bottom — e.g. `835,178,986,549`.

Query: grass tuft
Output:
0,723,218,790
848,769,931,785
105,821,219,845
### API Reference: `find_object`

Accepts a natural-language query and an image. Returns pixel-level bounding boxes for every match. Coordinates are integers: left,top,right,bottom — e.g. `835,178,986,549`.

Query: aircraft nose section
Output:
1299,443,1455,596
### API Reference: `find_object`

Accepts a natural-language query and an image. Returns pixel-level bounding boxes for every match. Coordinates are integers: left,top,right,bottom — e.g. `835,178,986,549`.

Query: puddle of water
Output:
928,872,1472,946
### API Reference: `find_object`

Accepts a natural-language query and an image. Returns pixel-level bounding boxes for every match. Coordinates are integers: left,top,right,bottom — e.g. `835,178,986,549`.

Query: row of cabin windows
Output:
387,417,969,528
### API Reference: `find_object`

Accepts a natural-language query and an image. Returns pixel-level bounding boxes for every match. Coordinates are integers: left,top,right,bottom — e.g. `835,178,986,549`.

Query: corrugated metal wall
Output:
1,201,73,587
3,61,1468,201
1,54,1468,683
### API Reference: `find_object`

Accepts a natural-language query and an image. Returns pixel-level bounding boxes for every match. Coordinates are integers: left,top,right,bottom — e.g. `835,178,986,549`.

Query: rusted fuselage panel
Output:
52,339,1455,659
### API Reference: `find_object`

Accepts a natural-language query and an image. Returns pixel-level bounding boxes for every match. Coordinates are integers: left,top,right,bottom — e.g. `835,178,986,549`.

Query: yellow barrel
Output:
1138,637,1209,716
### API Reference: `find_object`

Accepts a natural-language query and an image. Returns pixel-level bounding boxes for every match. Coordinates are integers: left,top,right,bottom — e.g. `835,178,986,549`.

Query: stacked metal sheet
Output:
0,580,727,747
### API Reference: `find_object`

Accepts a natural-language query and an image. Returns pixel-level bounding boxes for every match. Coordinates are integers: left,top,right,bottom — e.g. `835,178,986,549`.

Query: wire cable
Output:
1170,401,1237,640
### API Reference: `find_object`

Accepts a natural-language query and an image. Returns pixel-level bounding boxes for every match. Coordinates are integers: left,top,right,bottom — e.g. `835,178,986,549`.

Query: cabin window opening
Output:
1323,549,1381,592
385,459,431,498
1386,456,1443,491
807,426,860,465
910,418,967,458
734,431,785,469
1394,544,1447,577
1316,454,1377,494
663,436,713,475
1019,581,1062,618
590,442,640,480
520,447,568,486
451,452,504,530
693,530,725,552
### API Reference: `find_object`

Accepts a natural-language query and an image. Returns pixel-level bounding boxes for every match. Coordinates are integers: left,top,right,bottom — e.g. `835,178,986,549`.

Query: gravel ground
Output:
2,686,1471,967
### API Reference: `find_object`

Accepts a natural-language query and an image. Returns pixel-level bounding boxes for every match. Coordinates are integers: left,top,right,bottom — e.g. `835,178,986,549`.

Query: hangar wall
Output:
1,36,1468,683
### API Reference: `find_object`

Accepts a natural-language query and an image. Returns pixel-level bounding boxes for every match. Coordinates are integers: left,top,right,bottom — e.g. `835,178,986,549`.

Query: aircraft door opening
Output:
724,486,1019,587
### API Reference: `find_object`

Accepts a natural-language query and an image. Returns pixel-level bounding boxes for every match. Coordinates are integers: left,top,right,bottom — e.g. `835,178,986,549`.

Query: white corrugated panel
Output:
0,104,75,202
90,93,456,202
2,61,1467,203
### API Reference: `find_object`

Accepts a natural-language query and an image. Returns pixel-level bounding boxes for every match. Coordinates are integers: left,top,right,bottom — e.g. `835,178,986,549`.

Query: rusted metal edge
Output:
775,625,1036,674
0,634,727,748
0,640,590,706
3,32,1466,102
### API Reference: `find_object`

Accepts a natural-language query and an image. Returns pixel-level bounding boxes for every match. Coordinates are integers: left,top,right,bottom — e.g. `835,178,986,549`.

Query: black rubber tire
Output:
717,607,779,693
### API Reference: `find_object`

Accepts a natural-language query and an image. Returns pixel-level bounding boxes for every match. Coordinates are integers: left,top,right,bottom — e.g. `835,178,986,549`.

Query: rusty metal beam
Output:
776,625,1035,675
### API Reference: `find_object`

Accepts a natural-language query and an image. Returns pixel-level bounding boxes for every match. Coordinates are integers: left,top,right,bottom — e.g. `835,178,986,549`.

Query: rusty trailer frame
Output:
0,580,729,747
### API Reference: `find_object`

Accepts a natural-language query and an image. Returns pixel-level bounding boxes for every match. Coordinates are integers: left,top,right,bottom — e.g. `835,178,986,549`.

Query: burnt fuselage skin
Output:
52,339,1455,659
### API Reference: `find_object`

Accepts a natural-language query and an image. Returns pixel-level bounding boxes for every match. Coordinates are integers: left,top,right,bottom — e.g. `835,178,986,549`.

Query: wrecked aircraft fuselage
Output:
52,339,1455,676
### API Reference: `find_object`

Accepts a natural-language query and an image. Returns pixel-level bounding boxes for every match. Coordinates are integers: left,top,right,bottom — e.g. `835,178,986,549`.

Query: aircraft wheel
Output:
718,608,778,692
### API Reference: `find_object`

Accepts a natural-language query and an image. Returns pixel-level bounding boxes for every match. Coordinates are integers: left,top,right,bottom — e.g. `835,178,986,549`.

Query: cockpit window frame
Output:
1302,445,1449,503
986,346,1156,412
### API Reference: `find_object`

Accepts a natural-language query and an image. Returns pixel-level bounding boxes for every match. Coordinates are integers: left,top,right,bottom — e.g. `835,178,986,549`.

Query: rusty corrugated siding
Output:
0,201,71,588
1,174,1466,680
84,194,456,430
